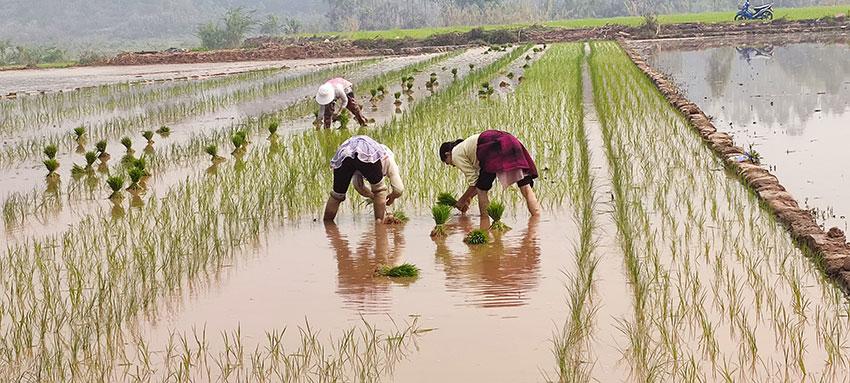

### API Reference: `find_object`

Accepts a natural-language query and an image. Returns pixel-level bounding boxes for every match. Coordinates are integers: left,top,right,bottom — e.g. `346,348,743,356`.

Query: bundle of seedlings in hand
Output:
95,140,109,162
463,229,489,245
231,130,248,154
384,211,410,225
487,201,511,232
106,175,125,200
142,130,155,144
430,204,452,237
267,120,279,139
377,263,420,278
156,125,171,136
120,137,133,154
73,126,86,143
437,192,458,208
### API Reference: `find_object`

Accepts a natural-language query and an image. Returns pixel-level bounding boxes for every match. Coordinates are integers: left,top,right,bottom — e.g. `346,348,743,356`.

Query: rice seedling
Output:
377,263,420,278
338,109,351,130
452,68,458,77
487,200,511,232
394,92,403,106
385,210,410,224
127,166,145,191
231,130,248,155
267,120,279,139
73,126,86,142
430,204,452,237
506,71,515,79
468,63,475,70
121,136,133,153
377,84,386,94
745,143,762,165
106,174,124,199
156,125,171,136
84,150,98,169
463,229,489,245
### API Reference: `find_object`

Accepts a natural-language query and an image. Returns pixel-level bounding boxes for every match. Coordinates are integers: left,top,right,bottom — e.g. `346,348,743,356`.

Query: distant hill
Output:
0,0,324,51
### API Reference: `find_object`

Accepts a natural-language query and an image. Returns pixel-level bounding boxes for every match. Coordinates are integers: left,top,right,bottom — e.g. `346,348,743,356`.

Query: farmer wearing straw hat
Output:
439,130,541,217
324,135,405,222
316,77,369,129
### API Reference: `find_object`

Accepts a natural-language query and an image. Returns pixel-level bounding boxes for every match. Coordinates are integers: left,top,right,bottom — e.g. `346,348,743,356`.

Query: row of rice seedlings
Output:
589,41,850,382
0,59,380,167
0,52,465,232
541,44,602,383
0,66,291,136
0,47,526,380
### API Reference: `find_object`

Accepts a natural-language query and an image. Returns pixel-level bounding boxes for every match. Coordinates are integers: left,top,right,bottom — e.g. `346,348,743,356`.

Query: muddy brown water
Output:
131,209,577,382
643,40,850,231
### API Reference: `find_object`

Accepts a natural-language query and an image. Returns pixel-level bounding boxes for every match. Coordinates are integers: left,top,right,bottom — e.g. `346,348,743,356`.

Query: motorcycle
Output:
735,0,774,20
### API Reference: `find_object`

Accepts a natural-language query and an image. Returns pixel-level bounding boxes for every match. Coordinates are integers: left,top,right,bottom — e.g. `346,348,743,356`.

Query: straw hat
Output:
315,83,335,105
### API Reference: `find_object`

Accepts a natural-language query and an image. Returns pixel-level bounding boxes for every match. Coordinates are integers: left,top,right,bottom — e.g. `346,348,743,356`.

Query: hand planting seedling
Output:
43,144,58,160
377,263,419,278
463,229,489,245
437,192,458,208
487,201,511,232
430,204,451,237
384,211,409,225
142,130,154,144
106,175,124,200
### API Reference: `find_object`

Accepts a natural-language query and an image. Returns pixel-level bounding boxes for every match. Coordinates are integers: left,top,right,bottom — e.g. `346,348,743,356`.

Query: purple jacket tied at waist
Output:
476,130,538,178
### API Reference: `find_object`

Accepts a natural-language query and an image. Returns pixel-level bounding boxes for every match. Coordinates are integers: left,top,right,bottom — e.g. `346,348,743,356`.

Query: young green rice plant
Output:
430,204,452,237
468,63,475,70
452,68,458,77
370,88,378,99
43,158,59,178
394,92,402,106
127,166,145,191
84,151,98,169
487,200,511,232
745,143,762,165
156,125,171,136
377,85,386,95
478,82,494,98
464,229,489,245
406,81,414,92
377,263,420,278
507,71,515,79
43,144,58,160
267,120,279,139
338,109,351,130
106,174,124,199
437,192,458,207
142,130,155,144
231,131,248,154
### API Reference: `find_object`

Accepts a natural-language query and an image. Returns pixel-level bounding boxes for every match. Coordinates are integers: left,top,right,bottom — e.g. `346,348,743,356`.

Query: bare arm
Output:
456,186,477,213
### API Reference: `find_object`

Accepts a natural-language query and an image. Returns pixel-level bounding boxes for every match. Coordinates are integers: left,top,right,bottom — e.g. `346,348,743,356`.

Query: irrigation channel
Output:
2,41,850,382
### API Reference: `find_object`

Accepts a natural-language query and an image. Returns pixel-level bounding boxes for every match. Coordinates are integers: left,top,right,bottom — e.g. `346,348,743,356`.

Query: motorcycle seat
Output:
753,3,772,10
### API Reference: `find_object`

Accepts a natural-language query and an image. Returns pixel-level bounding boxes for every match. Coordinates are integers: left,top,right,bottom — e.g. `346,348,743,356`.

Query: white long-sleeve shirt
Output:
352,152,404,198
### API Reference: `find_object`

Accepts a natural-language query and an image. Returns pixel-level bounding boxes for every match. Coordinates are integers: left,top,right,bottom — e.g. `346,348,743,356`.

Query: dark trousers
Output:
333,156,383,195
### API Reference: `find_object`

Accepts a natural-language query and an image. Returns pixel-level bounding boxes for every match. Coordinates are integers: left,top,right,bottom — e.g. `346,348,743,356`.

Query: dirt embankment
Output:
100,18,849,66
618,40,850,292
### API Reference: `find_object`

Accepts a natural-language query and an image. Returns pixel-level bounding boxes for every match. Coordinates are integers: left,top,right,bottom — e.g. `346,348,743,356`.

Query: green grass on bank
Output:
307,4,850,41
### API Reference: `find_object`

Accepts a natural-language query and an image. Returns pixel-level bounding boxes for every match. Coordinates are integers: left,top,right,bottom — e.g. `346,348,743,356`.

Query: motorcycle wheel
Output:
734,14,746,21
762,11,773,20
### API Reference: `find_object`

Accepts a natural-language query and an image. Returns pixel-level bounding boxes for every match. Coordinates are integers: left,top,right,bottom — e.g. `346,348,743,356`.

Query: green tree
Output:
196,7,255,50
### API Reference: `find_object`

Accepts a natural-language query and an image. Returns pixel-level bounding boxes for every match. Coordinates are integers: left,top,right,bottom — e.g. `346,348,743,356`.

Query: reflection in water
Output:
735,45,774,64
325,222,404,312
435,216,541,308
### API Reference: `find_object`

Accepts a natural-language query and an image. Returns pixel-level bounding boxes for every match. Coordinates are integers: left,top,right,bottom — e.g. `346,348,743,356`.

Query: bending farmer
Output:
324,135,404,222
315,77,368,129
439,130,541,216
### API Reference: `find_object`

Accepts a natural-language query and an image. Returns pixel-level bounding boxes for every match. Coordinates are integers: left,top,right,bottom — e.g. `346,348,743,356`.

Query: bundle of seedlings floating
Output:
451,68,458,78
384,211,410,225
205,144,225,163
127,166,145,193
106,175,125,200
95,140,110,162
376,263,419,278
142,130,155,145
478,82,494,98
156,126,171,136
267,120,279,140
73,126,86,144
120,137,134,156
487,201,511,232
436,192,458,208
506,72,515,79
430,204,452,237
468,63,475,70
463,229,489,245
43,144,59,179
231,130,248,155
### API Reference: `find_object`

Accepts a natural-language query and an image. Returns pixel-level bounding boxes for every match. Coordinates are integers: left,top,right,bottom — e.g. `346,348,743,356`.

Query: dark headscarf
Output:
439,139,464,162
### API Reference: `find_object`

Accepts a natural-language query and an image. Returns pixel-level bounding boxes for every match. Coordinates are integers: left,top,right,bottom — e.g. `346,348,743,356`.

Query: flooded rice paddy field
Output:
642,37,850,231
3,41,850,382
